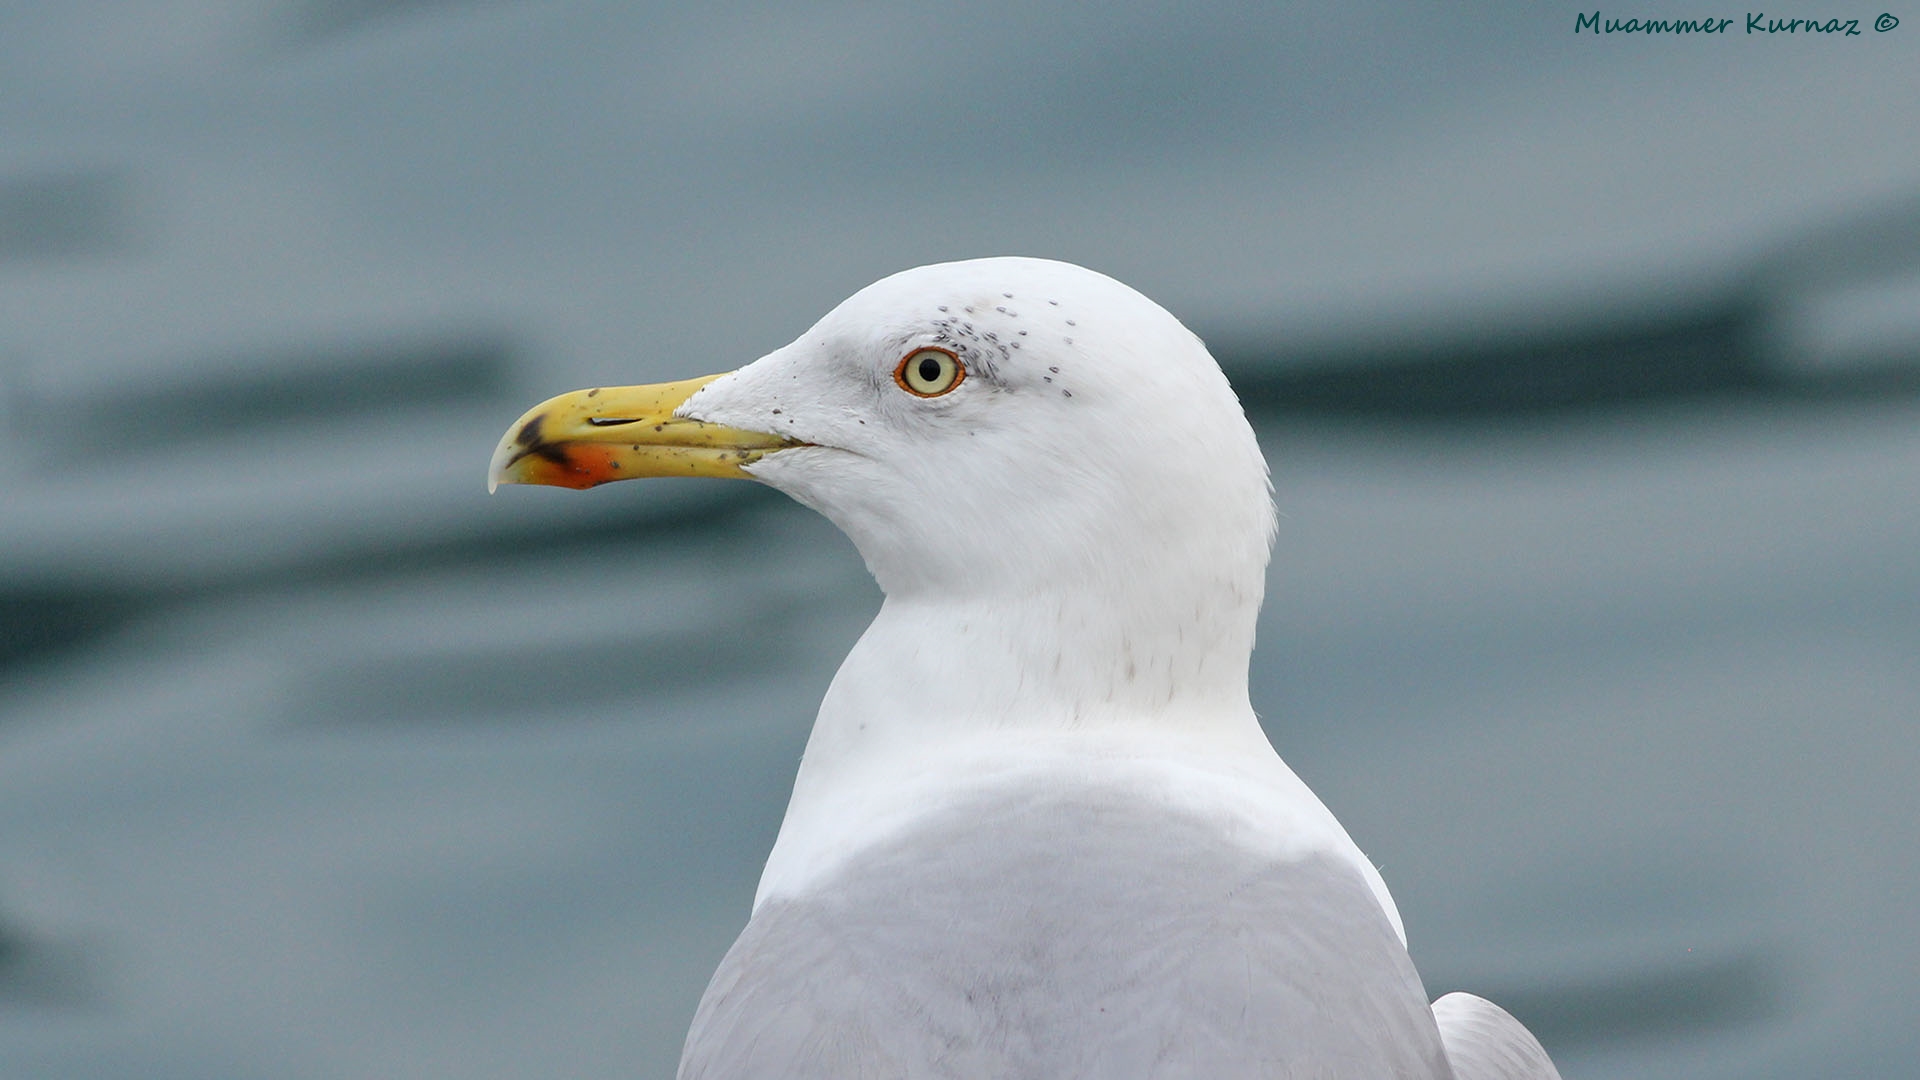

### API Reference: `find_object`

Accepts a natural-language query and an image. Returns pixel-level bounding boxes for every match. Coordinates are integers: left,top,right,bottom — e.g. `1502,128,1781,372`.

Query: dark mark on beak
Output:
501,414,572,470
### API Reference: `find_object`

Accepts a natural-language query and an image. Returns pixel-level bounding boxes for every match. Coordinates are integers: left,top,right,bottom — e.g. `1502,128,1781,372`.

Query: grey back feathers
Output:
1432,994,1562,1080
681,784,1452,1079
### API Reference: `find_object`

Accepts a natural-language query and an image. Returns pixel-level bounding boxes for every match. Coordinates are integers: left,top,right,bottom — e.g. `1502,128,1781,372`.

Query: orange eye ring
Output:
894,347,966,398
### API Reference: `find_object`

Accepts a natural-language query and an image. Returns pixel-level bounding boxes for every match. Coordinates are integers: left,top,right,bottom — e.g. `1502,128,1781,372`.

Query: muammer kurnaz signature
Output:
1574,11,1898,34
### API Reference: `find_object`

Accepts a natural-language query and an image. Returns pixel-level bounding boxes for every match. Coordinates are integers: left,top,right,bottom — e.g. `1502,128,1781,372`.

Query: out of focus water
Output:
3,3,1918,1077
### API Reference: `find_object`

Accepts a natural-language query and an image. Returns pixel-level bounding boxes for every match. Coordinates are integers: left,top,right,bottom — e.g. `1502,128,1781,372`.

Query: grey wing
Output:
677,899,920,1080
679,787,1452,1079
1432,992,1561,1080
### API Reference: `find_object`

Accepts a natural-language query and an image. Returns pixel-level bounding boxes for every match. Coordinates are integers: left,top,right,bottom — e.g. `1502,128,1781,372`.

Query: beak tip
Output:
486,437,519,495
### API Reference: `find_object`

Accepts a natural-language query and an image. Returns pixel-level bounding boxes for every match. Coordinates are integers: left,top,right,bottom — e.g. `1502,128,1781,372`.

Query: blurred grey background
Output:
2,2,1918,1077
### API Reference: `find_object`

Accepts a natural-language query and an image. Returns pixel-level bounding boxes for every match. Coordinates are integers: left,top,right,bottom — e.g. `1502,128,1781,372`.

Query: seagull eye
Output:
894,347,965,398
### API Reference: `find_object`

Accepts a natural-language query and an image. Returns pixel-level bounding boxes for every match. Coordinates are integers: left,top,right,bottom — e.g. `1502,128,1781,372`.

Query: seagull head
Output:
492,258,1275,720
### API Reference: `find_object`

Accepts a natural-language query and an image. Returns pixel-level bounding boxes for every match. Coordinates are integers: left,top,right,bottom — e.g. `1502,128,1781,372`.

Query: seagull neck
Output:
813,583,1262,741
759,584,1337,917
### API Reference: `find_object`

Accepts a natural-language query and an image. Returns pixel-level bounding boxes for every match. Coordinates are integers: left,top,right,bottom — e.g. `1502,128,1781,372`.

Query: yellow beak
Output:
487,374,802,492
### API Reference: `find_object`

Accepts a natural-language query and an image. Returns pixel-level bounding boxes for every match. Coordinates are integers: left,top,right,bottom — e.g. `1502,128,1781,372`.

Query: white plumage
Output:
495,257,1561,1079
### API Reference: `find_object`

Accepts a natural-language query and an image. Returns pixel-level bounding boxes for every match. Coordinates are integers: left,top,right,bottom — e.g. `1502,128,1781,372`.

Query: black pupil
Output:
917,356,943,384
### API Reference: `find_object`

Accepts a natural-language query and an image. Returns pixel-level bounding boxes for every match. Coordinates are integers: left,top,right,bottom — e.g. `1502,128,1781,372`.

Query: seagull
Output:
489,257,1561,1079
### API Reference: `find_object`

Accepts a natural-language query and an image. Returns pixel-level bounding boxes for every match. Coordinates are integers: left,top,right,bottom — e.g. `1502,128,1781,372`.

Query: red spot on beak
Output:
519,444,624,489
